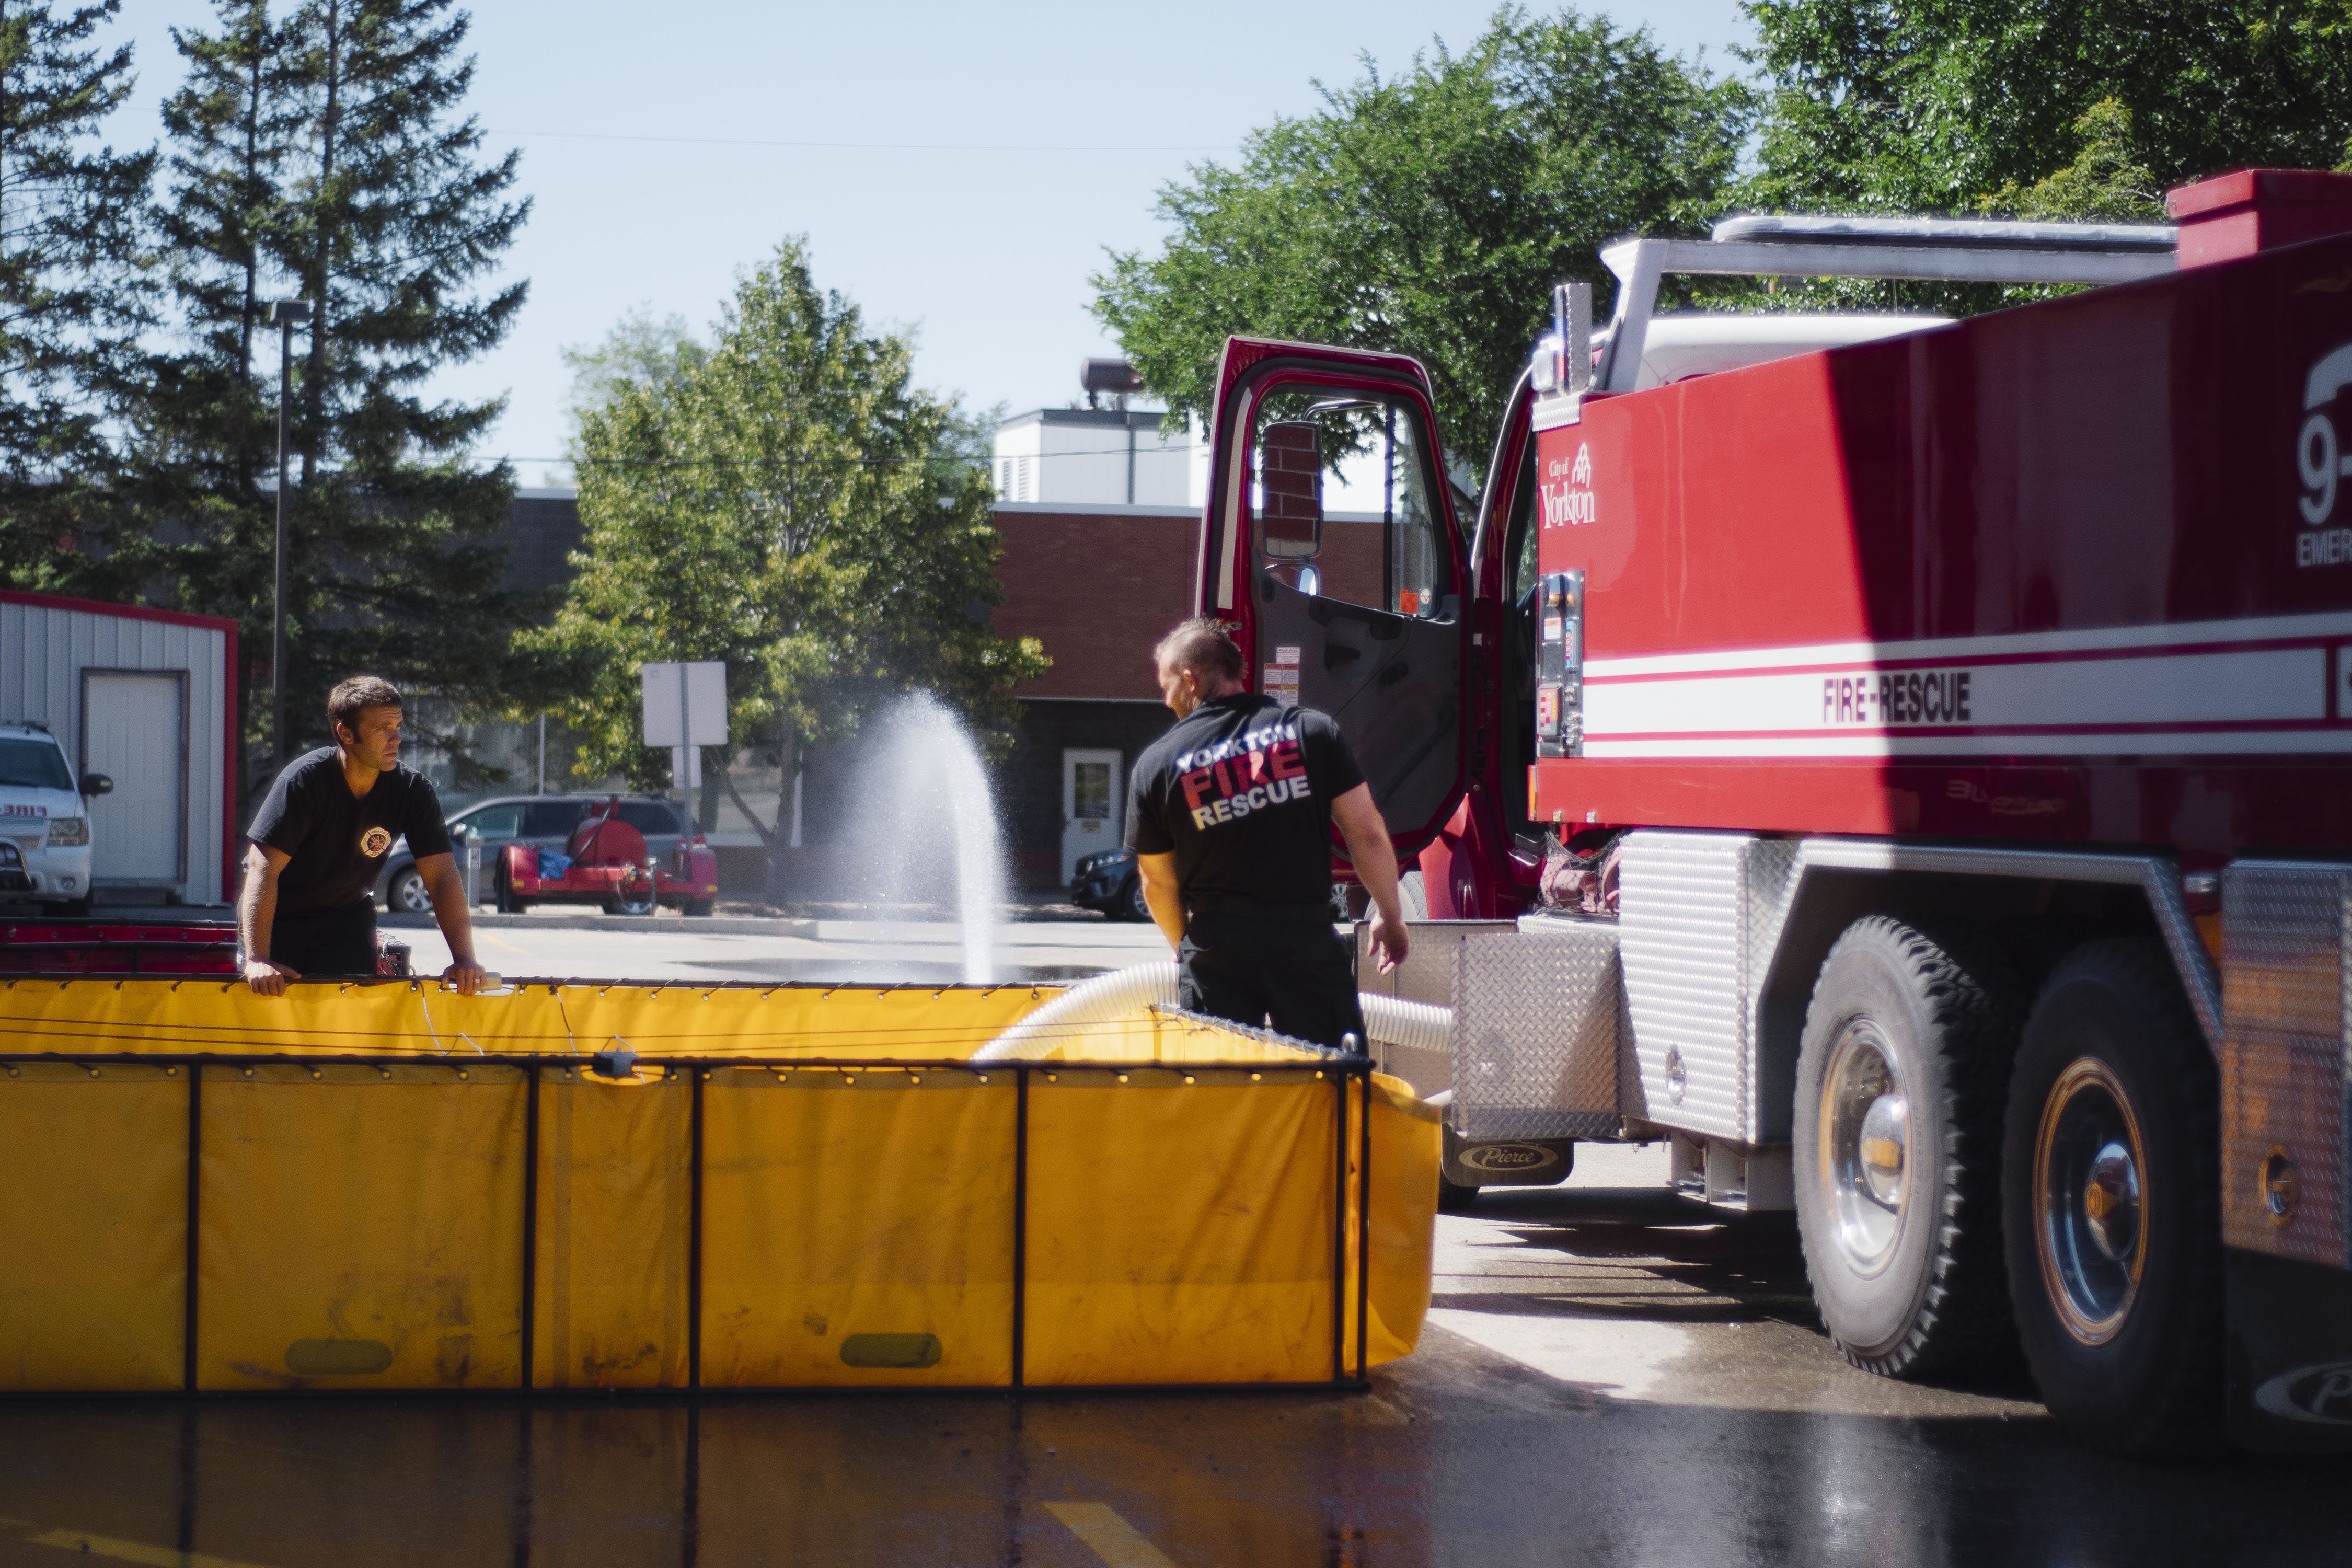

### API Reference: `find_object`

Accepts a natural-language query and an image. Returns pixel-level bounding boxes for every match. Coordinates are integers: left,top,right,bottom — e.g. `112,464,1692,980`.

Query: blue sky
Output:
110,1,1751,480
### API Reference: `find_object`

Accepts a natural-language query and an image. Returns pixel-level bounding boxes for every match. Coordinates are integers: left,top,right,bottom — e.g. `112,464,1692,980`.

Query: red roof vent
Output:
2167,168,2352,269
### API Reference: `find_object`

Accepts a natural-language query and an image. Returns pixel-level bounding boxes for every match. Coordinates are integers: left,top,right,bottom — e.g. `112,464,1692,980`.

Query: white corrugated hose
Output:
972,961,1452,1062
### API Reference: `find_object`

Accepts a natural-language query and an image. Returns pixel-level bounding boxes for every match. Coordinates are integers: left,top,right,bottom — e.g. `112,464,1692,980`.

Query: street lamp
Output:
266,299,312,780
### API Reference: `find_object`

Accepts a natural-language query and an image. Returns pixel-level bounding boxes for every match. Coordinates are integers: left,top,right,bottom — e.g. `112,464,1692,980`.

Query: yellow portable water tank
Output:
0,978,1437,1393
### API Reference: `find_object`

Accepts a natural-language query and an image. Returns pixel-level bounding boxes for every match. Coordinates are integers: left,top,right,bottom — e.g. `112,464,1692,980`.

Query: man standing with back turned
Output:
238,675,487,996
1127,618,1408,1047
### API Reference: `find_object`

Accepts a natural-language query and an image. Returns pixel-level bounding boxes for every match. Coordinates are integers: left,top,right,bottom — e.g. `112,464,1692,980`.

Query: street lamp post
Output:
266,299,312,780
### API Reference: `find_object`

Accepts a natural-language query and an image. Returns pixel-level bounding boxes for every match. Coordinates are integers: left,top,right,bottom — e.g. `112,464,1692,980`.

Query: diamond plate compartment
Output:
2222,861,2351,1266
1451,921,1625,1140
1618,832,1795,1142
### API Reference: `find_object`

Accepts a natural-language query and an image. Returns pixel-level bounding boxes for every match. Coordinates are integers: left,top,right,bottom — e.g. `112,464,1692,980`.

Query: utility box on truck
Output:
1193,167,2352,1453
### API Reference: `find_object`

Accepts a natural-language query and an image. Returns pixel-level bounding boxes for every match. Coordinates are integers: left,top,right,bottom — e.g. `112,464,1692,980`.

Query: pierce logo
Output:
2296,343,2352,566
1539,442,1597,528
359,826,393,859
1459,1143,1559,1174
2255,1359,2352,1424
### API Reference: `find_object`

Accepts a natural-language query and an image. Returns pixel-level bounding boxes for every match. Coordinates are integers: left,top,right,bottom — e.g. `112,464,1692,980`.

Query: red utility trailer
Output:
1193,168,2352,1452
496,795,719,916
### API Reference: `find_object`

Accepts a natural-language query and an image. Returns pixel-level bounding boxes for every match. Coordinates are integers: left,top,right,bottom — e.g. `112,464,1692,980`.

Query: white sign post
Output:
641,661,729,830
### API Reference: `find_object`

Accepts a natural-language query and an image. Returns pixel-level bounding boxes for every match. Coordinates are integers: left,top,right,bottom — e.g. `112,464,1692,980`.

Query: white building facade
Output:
0,591,238,905
991,408,1206,509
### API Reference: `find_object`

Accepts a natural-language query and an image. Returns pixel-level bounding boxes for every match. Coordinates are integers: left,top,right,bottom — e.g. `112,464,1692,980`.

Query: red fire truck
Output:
1196,168,2352,1453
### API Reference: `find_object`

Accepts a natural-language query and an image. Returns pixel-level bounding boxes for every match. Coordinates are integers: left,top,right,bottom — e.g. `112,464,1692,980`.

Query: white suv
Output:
0,721,109,917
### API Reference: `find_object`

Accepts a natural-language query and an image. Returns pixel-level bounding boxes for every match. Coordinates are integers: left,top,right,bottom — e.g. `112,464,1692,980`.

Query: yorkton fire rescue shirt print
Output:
1126,693,1367,908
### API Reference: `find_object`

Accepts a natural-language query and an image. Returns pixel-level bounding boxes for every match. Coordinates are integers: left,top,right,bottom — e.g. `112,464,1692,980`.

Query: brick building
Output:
987,498,1195,889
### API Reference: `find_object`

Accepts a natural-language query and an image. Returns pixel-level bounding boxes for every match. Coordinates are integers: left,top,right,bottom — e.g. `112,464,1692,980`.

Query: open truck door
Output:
1195,338,1474,871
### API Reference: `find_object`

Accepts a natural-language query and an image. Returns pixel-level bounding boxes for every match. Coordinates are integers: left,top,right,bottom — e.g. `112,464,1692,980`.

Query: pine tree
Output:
0,0,153,590
139,0,540,779
113,1,294,685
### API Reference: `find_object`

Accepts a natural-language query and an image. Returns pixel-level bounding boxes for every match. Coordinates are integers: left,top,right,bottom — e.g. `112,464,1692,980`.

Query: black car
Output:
1071,847,1150,921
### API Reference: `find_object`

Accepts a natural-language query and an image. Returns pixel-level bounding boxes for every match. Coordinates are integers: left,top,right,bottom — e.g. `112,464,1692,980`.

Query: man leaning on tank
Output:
1126,617,1408,1048
237,675,488,996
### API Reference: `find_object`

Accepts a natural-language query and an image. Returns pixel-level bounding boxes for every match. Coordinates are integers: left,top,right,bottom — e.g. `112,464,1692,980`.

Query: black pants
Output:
1178,908,1364,1050
270,900,378,978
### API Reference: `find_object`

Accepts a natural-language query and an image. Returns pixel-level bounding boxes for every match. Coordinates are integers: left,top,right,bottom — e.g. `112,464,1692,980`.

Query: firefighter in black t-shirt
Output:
237,675,488,995
1125,618,1409,1048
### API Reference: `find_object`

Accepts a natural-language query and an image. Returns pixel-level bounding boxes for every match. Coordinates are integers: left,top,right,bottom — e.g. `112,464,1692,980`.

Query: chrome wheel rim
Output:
394,873,430,913
2035,1057,2147,1344
1819,1019,1910,1276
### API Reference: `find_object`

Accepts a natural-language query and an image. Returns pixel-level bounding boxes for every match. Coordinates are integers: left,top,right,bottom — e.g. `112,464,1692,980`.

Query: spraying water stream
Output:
839,693,1005,983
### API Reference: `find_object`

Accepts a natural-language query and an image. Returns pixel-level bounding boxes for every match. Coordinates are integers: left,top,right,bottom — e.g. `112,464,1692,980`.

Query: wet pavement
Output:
2,1148,2343,1567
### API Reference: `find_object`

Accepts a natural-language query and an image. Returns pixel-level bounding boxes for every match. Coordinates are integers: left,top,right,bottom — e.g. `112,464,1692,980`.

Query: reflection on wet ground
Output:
3,1173,2344,1566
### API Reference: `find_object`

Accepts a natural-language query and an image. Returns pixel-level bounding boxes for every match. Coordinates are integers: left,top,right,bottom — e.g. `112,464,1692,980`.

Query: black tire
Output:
386,864,431,915
1437,1172,1481,1213
2002,939,2220,1455
1793,915,2021,1378
684,898,714,917
1121,874,1149,923
1397,869,1429,920
494,864,529,914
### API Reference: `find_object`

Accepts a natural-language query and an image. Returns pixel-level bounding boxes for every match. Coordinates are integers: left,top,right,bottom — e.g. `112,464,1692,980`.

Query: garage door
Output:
84,671,185,885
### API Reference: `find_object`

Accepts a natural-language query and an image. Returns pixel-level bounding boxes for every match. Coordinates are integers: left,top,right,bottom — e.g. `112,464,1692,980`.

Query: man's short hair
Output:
327,675,403,739
1155,618,1246,683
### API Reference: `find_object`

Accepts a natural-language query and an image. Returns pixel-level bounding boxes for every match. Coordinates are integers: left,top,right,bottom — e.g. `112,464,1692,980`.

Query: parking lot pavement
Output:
395,914,1173,985
4,1138,2341,1567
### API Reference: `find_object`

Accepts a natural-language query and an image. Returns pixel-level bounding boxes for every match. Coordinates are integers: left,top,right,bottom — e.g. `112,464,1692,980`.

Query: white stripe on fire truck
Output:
1582,608,2352,681
1579,642,2352,758
1583,730,2352,759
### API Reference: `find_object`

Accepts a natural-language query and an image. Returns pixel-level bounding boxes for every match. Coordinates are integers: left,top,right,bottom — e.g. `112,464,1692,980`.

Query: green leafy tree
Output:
1743,0,2352,217
536,240,1047,897
1093,6,1751,462
0,0,153,590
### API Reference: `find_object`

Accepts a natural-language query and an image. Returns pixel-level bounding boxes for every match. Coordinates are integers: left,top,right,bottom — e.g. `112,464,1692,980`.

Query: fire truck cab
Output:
1192,168,2352,1453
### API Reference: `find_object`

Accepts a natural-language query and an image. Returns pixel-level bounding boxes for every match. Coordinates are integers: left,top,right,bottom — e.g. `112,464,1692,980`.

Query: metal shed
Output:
0,592,237,906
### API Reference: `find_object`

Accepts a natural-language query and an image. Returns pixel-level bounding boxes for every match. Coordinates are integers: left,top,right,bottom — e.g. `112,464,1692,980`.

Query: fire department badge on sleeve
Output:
359,826,393,859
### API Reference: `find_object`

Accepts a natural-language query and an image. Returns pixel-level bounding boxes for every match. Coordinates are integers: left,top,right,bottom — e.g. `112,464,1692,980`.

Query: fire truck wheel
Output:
1794,915,2022,1379
1437,1171,1481,1213
2002,939,2220,1455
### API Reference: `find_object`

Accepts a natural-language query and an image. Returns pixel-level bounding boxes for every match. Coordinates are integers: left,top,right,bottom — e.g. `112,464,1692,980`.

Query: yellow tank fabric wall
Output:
1355,1073,1441,1369
535,1068,693,1390
0,1063,185,1391
701,1068,1018,1388
0,977,1058,1061
197,1063,527,1390
0,979,1436,1393
1024,1067,1339,1385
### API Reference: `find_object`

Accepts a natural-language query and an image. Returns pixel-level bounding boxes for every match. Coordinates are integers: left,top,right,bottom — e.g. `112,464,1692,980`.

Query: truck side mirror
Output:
1258,420,1324,560
80,772,112,797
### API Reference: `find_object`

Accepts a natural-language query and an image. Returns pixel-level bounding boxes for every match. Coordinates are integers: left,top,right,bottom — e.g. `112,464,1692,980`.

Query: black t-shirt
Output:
248,747,452,915
1125,694,1368,910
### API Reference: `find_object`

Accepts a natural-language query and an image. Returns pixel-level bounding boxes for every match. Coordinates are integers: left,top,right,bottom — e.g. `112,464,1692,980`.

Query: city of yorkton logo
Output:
359,826,393,858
